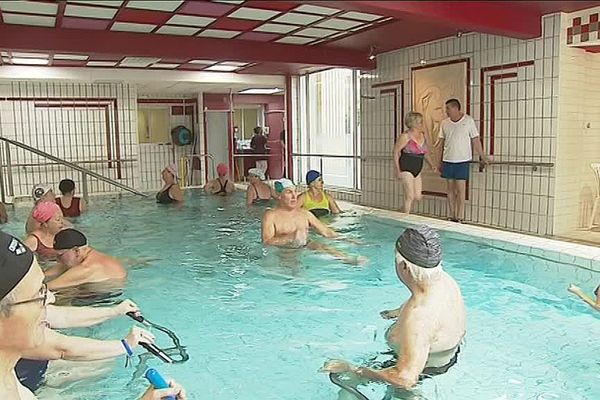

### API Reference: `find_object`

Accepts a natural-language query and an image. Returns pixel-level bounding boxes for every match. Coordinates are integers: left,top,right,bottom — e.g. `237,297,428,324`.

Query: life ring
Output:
171,125,192,146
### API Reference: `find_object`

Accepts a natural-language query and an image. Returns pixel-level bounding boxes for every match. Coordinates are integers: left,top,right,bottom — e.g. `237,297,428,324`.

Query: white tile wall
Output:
361,14,562,236
0,82,139,199
554,9,600,236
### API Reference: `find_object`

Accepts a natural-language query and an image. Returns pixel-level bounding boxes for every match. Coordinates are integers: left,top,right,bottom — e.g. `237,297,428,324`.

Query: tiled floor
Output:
557,228,600,246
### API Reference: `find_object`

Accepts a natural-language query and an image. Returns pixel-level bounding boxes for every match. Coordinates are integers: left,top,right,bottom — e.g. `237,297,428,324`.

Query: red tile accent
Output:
591,13,599,23
573,17,582,26
178,1,234,17
210,18,262,31
114,9,172,25
248,1,298,11
62,17,111,30
238,32,280,41
582,24,590,33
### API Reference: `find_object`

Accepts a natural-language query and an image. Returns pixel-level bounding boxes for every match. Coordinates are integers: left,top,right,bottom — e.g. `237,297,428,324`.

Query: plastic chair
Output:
589,163,600,229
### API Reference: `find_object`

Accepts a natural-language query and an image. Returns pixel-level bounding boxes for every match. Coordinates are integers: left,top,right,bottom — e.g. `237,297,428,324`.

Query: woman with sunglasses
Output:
0,232,187,399
298,170,342,217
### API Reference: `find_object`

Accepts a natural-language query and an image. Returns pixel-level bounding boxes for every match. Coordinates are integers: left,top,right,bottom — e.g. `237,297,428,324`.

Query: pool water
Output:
4,191,600,400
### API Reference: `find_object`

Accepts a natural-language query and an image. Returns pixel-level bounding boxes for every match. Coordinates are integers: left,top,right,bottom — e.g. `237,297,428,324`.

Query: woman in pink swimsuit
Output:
393,112,437,214
23,201,65,261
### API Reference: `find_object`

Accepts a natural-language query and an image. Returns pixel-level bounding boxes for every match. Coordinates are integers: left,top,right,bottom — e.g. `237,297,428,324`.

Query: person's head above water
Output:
32,184,54,203
162,164,178,183
248,168,265,182
275,179,297,209
217,163,229,178
0,231,49,352
58,179,75,196
306,170,324,189
54,228,89,267
32,201,64,234
395,225,443,286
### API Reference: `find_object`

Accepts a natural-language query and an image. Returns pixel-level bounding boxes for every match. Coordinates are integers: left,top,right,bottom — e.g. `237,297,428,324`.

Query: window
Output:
293,69,360,189
137,107,171,144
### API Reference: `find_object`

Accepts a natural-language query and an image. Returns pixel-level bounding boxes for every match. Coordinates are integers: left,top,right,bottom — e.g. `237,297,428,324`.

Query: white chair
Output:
588,163,600,229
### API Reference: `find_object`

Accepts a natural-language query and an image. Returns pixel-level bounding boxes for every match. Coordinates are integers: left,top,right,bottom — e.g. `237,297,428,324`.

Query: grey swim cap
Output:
395,225,442,269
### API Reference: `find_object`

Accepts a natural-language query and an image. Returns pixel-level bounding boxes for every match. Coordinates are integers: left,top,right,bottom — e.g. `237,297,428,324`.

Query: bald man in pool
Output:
261,179,364,265
320,226,465,396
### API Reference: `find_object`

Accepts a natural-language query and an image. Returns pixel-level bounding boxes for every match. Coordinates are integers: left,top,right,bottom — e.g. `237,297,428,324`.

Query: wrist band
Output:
121,339,133,356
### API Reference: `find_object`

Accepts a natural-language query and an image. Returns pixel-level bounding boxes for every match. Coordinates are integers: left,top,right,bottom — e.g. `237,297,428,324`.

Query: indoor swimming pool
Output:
4,190,599,400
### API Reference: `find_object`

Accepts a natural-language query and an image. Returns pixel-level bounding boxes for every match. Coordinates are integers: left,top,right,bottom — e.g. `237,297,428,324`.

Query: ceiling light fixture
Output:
12,58,49,65
368,45,376,61
238,88,283,95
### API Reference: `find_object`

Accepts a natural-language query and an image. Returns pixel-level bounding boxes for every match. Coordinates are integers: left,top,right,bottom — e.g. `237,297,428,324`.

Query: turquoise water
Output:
4,191,600,400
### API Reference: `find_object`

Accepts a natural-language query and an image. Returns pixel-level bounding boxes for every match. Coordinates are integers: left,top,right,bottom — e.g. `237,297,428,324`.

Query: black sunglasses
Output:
9,283,48,307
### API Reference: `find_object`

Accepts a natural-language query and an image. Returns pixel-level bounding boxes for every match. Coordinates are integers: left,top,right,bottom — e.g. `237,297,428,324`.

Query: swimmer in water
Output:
321,226,465,393
298,170,341,217
0,231,185,400
246,168,276,205
205,163,235,196
23,202,66,262
262,179,364,265
45,229,126,291
568,283,600,312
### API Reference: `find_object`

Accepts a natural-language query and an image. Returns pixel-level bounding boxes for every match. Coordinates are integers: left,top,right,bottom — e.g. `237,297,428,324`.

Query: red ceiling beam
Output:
327,1,542,39
0,24,373,70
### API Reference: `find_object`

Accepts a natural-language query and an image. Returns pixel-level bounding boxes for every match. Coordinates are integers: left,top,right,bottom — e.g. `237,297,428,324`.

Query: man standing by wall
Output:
437,99,489,222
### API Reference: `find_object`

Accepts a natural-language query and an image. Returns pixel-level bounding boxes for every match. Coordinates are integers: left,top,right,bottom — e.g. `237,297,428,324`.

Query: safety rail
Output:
179,153,216,188
0,137,148,203
361,154,554,171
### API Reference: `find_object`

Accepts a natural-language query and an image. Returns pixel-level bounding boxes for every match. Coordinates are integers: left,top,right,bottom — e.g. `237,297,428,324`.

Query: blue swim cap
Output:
306,170,321,185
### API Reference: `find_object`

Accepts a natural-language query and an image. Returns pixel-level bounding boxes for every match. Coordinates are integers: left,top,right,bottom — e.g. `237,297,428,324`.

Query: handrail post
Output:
0,142,5,204
81,171,89,203
4,141,14,198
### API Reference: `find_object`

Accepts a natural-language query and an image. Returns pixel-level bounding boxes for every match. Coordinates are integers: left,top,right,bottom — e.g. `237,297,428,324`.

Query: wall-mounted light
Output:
456,31,463,38
420,59,427,65
368,46,376,61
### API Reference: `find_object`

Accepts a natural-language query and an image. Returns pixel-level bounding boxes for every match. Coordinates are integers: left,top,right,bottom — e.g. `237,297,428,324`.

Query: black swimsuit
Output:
399,138,427,177
251,184,271,204
156,185,174,204
215,179,229,196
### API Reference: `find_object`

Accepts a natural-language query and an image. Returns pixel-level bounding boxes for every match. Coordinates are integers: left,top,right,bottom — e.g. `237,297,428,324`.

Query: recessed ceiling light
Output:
238,88,283,95
12,58,49,65
204,65,240,72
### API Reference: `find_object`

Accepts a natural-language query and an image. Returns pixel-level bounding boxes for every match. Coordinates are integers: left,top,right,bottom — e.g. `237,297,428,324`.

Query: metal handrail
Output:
0,137,148,202
179,153,216,188
361,154,554,168
0,158,137,169
292,153,362,159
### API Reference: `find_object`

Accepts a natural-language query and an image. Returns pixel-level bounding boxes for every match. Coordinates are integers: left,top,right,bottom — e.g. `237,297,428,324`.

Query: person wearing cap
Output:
298,170,341,217
246,167,275,205
56,179,87,217
46,229,126,291
23,202,65,261
26,184,56,234
156,164,184,204
262,179,363,264
205,163,235,196
0,232,186,400
321,225,465,390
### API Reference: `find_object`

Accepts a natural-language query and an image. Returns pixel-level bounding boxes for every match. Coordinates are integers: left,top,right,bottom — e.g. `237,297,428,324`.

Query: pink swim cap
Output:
32,201,61,223
216,163,229,176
